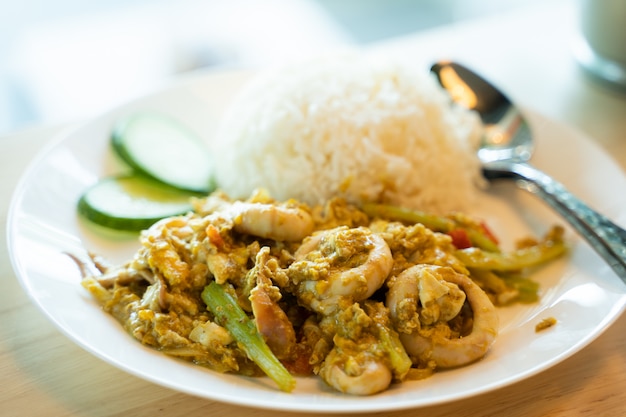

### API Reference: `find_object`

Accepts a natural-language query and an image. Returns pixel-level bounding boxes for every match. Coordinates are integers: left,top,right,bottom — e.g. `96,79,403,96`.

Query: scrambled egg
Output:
78,191,566,394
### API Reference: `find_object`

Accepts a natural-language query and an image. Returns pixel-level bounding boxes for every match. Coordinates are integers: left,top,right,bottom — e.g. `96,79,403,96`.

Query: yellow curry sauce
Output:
80,190,566,394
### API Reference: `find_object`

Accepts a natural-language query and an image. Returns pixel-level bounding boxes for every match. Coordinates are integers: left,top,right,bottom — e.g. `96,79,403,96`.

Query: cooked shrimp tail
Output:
248,247,297,360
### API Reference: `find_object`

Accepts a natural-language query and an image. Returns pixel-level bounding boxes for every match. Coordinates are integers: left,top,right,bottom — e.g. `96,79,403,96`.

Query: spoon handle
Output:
484,161,626,282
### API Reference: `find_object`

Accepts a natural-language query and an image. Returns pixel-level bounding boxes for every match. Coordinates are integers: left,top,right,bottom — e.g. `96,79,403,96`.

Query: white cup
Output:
575,0,626,89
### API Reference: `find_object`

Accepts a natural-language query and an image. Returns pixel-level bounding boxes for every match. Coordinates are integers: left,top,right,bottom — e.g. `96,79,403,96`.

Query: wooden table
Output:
2,1,626,415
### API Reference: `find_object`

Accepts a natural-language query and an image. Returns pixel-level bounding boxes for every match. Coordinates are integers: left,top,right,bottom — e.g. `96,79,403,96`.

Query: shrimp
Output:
194,192,314,242
386,265,498,368
230,201,314,242
248,247,296,360
288,226,393,315
140,216,195,287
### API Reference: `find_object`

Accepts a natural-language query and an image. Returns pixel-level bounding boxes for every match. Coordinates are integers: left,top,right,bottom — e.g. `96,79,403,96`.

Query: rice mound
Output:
213,57,485,214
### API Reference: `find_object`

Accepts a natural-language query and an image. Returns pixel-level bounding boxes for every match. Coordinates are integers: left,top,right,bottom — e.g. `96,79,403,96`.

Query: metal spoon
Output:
431,61,626,283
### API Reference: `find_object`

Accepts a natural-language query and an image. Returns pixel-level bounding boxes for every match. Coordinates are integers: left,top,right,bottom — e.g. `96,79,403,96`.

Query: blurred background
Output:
1,0,547,136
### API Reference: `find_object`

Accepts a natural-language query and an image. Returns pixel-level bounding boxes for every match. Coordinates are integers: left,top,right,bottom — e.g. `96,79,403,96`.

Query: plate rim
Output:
7,68,626,413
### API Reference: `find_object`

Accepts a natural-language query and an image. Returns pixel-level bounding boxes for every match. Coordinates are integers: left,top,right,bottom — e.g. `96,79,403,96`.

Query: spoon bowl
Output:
431,62,534,165
431,61,626,283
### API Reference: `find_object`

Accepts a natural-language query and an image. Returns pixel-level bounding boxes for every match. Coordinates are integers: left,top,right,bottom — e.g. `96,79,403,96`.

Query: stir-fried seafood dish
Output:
77,190,566,395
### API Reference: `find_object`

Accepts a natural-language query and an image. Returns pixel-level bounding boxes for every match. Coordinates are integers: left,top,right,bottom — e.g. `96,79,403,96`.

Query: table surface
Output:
3,1,626,416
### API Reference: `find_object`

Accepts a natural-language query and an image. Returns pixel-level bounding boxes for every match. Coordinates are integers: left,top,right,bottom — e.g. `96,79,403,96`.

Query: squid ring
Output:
388,265,498,368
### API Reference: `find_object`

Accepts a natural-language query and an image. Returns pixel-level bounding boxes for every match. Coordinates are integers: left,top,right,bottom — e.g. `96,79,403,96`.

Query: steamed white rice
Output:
213,57,485,214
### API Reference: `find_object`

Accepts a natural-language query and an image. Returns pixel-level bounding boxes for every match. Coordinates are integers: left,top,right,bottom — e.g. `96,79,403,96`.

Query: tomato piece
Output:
448,229,472,249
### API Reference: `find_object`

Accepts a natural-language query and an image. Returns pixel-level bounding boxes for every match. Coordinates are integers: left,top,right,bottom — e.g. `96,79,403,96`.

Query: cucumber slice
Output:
112,113,215,193
78,175,196,231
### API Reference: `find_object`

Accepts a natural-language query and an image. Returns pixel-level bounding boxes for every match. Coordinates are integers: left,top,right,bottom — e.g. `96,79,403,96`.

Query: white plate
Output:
7,69,626,413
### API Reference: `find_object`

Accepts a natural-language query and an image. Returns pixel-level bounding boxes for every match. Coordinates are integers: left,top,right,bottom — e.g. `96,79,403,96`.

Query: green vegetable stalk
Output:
455,236,567,271
361,203,500,252
364,301,412,381
201,282,296,392
376,323,412,381
361,203,454,231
